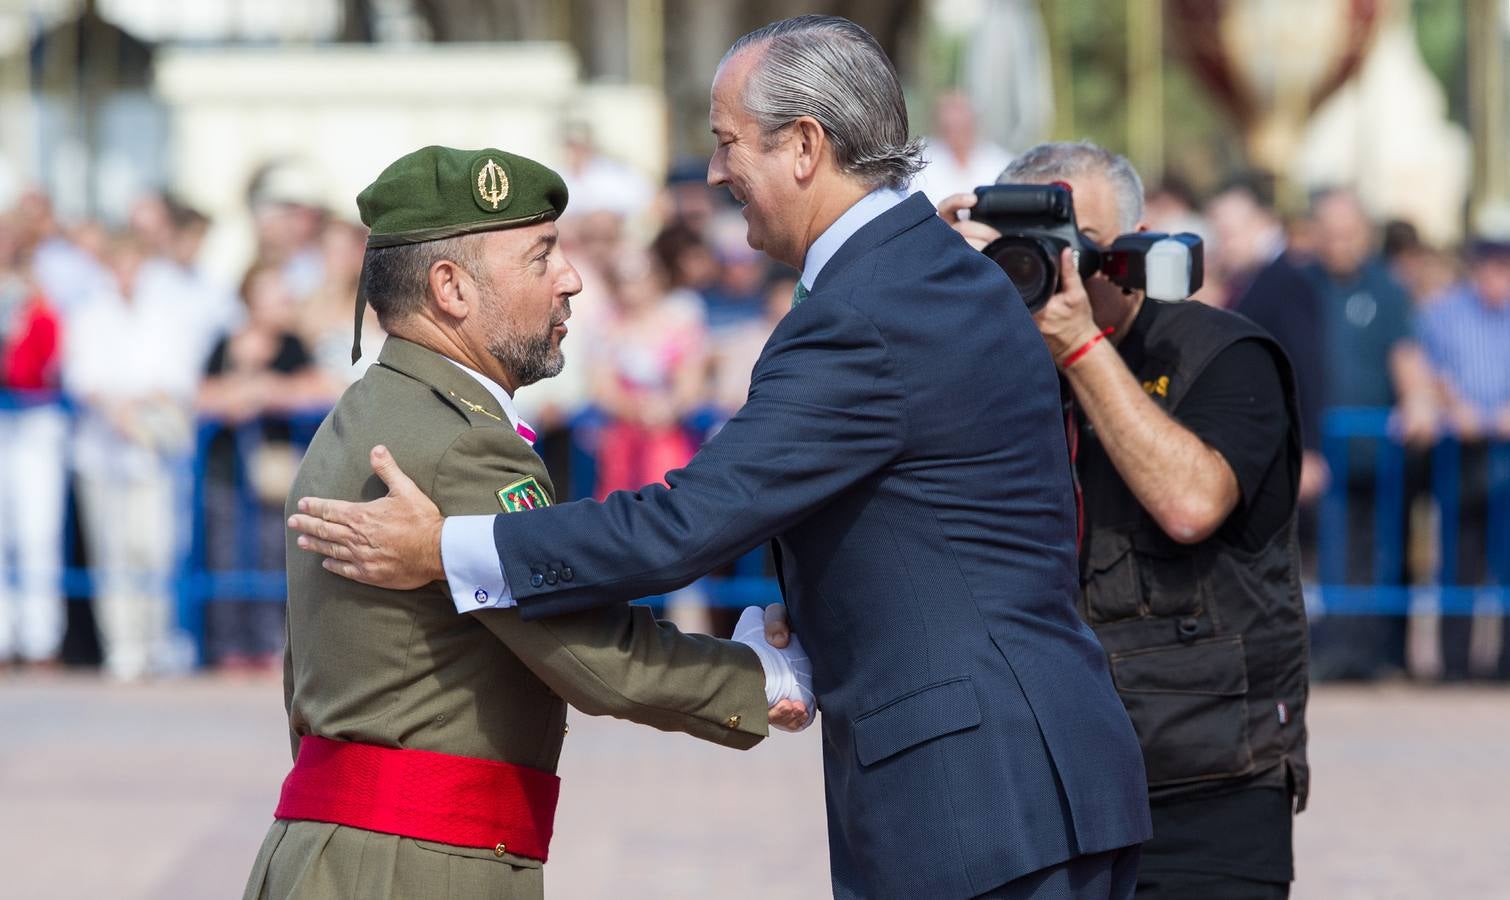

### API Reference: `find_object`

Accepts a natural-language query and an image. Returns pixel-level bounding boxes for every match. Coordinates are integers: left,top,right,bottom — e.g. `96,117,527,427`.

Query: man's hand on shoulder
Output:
288,444,446,590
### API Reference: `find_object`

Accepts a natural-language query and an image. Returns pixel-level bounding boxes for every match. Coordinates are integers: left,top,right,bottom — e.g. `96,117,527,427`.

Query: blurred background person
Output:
1304,187,1440,681
137,195,241,377
14,190,110,318
657,157,722,237
1382,218,1459,308
297,217,383,385
63,234,205,681
197,262,338,673
651,220,721,305
700,219,769,335
247,161,329,300
588,247,707,499
560,119,654,221
910,89,1011,202
708,267,797,425
1144,174,1208,239
1206,174,1328,520
0,213,68,671
1415,229,1510,681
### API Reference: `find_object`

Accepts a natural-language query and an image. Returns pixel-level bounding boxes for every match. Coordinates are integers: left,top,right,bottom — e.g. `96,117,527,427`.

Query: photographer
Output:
941,142,1309,900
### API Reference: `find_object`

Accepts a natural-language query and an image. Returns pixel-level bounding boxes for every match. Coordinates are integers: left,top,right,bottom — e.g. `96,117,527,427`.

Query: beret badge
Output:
474,157,512,213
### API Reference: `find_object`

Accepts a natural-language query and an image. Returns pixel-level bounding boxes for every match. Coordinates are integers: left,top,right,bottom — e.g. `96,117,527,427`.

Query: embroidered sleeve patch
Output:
497,476,551,512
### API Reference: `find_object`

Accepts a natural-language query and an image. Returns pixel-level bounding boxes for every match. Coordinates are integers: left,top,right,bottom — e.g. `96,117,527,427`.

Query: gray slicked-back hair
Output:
997,141,1145,232
724,15,923,191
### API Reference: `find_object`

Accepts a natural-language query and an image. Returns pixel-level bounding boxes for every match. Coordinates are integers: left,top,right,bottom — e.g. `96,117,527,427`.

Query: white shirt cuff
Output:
441,515,514,613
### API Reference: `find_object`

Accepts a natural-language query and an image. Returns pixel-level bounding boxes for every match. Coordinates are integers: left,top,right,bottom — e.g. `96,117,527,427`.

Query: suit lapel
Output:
811,192,937,294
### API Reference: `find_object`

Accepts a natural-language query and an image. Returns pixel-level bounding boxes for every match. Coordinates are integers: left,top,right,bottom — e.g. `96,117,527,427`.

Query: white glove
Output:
732,605,815,731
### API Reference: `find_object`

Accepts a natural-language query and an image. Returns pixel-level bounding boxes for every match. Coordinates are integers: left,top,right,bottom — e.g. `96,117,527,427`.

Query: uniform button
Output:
725,714,741,729
545,569,559,585
563,723,570,735
530,572,544,588
560,567,574,582
1177,617,1200,638
494,843,507,858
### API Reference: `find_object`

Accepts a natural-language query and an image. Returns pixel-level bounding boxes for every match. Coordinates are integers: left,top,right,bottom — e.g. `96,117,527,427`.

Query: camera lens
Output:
985,239,1055,311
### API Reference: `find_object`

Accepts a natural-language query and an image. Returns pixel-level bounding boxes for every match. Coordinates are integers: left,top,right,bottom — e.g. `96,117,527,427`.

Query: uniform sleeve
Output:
429,426,768,749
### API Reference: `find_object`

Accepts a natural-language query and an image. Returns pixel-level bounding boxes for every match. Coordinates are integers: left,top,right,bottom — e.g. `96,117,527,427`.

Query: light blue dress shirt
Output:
441,186,911,613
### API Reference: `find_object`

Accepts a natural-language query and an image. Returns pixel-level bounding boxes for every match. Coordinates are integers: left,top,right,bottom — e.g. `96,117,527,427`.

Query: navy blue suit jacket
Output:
497,194,1150,897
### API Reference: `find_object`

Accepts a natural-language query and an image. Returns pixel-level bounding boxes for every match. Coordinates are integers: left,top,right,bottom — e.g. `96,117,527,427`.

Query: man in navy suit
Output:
291,15,1150,899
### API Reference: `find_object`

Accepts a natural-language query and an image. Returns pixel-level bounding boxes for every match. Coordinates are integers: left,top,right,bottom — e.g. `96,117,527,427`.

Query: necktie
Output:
515,421,537,445
792,281,810,308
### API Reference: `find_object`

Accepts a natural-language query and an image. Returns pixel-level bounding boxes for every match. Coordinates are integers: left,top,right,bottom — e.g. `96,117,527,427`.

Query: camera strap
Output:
1062,385,1085,557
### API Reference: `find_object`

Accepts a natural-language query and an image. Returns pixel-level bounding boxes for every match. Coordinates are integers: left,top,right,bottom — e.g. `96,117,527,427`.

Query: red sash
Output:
274,736,561,862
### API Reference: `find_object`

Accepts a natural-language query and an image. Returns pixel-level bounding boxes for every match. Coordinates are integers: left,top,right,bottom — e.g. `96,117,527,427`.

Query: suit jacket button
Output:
560,567,574,582
725,714,741,729
530,572,545,588
545,569,559,585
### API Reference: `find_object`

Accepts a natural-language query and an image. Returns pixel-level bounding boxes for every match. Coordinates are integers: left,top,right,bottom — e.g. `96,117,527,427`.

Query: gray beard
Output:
488,317,566,388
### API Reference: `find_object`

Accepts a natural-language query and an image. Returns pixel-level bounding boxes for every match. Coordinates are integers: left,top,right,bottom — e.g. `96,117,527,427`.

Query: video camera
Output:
971,183,1204,311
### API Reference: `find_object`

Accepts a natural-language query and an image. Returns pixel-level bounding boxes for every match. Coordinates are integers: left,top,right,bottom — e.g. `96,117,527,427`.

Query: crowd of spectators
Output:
0,109,1506,682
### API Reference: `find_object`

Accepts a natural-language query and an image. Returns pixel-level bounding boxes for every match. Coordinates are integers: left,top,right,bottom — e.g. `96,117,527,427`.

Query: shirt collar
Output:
443,357,532,442
799,187,909,290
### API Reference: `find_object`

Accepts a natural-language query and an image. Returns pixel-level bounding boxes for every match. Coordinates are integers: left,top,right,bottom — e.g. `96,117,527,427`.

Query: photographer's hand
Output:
1035,247,1106,365
936,192,1003,251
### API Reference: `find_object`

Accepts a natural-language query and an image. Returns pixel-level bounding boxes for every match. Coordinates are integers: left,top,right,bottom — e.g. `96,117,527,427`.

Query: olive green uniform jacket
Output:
244,338,768,900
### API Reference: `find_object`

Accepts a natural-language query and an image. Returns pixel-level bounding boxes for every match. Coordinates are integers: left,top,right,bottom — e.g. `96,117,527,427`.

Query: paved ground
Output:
0,673,1505,899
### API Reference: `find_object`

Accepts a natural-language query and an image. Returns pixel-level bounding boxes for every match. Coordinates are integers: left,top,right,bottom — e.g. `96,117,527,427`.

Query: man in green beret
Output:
242,146,813,900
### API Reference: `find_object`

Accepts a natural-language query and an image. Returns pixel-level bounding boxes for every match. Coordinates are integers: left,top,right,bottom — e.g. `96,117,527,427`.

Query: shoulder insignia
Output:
1141,375,1170,398
448,390,503,422
497,476,551,512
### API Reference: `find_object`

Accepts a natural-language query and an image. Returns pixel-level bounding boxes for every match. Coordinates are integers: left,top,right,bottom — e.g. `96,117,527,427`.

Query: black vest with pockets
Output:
1076,299,1310,808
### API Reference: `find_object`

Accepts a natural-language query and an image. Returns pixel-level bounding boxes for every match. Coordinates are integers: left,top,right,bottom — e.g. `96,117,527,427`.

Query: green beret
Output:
356,145,569,248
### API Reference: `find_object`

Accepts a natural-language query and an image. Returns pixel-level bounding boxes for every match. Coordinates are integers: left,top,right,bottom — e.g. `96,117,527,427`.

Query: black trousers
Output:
1135,869,1289,899
1308,480,1411,680
1135,785,1293,900
974,846,1142,900
1437,441,1510,679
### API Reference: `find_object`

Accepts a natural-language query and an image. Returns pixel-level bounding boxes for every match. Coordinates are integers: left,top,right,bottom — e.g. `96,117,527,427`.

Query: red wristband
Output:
1060,327,1115,369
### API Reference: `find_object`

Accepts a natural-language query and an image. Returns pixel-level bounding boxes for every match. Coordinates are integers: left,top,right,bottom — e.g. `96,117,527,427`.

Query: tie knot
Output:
791,281,810,308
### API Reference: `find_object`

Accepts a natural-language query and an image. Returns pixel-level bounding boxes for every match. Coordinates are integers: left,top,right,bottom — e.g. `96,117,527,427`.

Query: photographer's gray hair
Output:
724,16,924,191
999,142,1146,232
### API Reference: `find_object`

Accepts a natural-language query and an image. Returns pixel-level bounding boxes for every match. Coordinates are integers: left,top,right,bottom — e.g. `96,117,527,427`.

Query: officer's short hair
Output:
997,141,1145,232
361,233,485,325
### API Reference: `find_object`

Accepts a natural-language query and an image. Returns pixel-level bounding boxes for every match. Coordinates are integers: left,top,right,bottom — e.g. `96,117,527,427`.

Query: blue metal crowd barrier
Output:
6,392,1505,665
1318,407,1509,616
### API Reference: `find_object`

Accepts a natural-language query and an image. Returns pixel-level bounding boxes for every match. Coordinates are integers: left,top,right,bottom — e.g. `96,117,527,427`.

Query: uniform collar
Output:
374,337,533,442
443,358,531,440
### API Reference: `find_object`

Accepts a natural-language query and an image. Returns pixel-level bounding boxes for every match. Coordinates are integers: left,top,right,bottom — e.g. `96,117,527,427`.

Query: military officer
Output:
243,145,811,900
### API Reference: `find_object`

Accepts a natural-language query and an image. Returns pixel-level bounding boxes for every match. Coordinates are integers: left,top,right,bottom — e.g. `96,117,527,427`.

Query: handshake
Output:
732,605,815,733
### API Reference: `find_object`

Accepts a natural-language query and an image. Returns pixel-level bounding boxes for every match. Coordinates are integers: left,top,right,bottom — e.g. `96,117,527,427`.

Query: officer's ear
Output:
428,257,474,323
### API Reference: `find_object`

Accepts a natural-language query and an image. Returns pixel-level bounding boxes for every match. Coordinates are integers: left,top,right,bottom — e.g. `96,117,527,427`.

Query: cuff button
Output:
560,567,574,582
725,714,741,729
529,572,545,588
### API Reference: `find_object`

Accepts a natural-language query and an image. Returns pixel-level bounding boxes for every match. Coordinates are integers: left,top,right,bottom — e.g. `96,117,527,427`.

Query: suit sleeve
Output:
430,426,769,749
496,293,907,619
